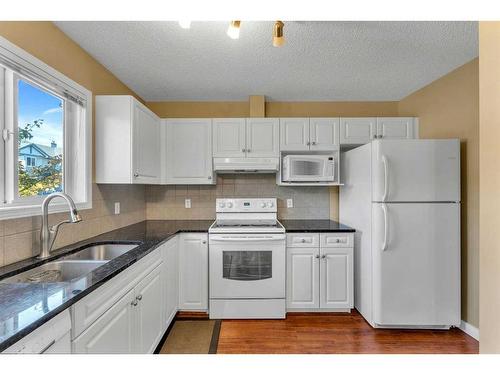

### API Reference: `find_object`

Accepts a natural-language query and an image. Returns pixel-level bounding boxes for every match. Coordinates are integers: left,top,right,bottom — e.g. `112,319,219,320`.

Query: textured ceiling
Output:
55,21,478,101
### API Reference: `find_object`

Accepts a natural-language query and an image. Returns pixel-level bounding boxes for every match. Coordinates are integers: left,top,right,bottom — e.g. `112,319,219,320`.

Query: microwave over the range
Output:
282,154,336,182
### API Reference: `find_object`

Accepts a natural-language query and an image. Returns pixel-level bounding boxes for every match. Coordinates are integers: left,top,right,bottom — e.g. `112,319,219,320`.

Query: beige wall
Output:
479,22,500,353
398,59,479,328
0,22,146,267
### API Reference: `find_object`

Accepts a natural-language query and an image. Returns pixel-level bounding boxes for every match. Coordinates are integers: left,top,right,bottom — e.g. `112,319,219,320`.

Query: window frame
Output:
0,36,92,220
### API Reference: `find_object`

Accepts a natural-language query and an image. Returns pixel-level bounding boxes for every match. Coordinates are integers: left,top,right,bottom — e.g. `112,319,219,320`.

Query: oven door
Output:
209,234,286,299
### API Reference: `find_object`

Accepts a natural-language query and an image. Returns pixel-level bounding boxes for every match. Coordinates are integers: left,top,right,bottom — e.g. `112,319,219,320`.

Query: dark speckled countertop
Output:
280,220,355,232
0,220,212,351
0,219,353,351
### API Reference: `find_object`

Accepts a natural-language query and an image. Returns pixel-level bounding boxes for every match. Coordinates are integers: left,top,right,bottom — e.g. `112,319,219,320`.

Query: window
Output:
0,36,92,219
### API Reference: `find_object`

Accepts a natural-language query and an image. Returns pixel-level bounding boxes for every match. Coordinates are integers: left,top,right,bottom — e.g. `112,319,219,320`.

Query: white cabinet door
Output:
165,119,213,184
212,118,246,157
135,264,164,353
376,117,415,139
164,238,179,326
280,118,310,151
72,289,136,354
246,118,280,157
133,102,161,184
310,118,339,151
319,247,353,309
179,233,208,310
286,247,320,309
340,118,376,145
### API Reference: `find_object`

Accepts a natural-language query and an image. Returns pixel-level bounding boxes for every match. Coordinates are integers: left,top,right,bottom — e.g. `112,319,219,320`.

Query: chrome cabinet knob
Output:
208,176,212,180
301,239,306,243
136,295,143,301
312,141,317,145
134,173,139,178
242,148,246,153
247,149,251,153
202,240,207,244
321,255,326,259
131,300,138,306
306,141,311,146
315,254,320,259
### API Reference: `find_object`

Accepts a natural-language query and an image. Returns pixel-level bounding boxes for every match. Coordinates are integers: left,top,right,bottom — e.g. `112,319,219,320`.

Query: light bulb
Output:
273,21,285,47
227,21,241,39
178,20,191,29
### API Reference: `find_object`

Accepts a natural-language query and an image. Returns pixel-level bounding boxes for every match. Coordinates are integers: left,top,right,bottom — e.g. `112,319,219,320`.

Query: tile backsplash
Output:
0,184,146,267
0,176,330,268
146,174,331,221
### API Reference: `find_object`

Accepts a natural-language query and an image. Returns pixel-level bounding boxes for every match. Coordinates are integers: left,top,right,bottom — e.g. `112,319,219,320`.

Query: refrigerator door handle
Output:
381,155,389,201
381,203,388,251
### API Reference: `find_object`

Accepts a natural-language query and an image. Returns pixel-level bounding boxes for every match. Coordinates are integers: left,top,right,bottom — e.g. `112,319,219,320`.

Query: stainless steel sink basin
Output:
63,243,138,261
1,260,107,283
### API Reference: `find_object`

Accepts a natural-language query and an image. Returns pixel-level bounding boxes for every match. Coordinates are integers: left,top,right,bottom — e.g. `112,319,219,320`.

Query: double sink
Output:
1,243,139,284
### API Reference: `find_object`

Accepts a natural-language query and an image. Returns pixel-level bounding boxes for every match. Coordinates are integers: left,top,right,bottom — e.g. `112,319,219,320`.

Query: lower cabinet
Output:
178,233,209,311
161,237,179,329
72,289,136,354
286,233,354,311
73,264,163,354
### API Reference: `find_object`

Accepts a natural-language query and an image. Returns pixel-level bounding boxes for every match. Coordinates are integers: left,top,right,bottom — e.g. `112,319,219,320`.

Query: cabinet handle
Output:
312,141,317,145
202,240,207,244
315,254,320,259
247,149,251,153
242,148,246,153
301,239,306,243
131,300,138,306
134,173,139,178
208,176,212,180
39,339,56,354
136,294,143,301
321,255,326,259
306,141,311,146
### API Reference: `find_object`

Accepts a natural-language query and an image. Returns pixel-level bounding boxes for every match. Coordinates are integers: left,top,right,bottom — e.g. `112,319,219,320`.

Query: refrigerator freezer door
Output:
372,202,461,327
372,139,460,202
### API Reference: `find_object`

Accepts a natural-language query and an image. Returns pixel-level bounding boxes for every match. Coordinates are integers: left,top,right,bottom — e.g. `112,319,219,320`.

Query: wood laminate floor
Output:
216,311,479,354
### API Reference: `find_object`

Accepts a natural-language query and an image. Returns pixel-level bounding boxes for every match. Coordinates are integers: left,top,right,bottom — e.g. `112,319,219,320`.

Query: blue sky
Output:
18,79,63,148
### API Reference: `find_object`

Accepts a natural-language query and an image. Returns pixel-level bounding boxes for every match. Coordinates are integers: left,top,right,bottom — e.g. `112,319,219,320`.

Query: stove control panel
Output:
216,198,277,213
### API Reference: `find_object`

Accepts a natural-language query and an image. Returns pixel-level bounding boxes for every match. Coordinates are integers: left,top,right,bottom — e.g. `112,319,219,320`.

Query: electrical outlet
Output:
287,199,293,208
114,202,120,215
185,199,191,209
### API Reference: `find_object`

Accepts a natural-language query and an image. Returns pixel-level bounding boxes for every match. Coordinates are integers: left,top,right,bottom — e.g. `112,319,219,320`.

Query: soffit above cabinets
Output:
55,21,478,101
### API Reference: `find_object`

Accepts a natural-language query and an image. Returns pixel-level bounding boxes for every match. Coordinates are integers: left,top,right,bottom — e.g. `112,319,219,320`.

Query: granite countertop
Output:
280,220,355,232
0,220,212,351
0,218,353,351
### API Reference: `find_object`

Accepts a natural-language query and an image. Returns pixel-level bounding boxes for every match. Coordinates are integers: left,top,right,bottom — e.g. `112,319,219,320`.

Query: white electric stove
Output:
208,198,286,319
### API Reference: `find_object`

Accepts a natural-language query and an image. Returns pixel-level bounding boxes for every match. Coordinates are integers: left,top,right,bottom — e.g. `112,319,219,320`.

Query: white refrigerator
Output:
340,139,461,329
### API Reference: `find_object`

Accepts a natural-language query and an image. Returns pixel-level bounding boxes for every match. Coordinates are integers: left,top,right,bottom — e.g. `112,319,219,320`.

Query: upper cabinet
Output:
376,117,417,140
340,117,418,146
164,119,214,184
96,95,161,184
280,118,339,151
212,118,279,158
339,117,376,145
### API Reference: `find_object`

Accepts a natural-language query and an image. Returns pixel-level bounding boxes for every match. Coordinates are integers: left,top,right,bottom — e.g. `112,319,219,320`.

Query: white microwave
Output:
282,155,336,182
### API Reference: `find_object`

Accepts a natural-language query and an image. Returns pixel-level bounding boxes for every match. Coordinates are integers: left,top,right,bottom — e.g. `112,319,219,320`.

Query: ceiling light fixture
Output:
227,21,241,39
273,21,285,47
178,20,191,29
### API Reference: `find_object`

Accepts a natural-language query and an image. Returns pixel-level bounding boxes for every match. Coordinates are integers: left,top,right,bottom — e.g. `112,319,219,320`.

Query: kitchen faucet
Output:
38,192,82,259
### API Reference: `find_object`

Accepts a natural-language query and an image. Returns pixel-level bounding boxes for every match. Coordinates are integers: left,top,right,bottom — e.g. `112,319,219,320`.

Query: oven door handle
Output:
210,235,286,242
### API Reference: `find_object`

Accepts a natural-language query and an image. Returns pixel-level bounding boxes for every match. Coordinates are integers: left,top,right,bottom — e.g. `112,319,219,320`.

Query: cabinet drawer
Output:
71,248,162,339
320,233,353,248
286,233,319,248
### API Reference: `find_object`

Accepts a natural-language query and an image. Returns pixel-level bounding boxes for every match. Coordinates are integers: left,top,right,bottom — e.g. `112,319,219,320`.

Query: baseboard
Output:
459,320,479,341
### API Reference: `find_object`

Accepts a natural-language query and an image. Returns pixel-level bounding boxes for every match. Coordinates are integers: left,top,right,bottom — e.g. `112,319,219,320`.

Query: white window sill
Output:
0,201,92,221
